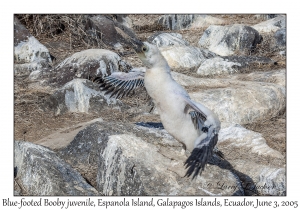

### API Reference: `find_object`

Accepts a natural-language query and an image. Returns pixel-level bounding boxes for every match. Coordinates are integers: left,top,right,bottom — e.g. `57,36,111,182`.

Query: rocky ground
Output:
14,14,286,196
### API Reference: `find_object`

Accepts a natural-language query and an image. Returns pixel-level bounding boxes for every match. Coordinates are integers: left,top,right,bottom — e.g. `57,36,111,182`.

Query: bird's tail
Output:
184,133,218,179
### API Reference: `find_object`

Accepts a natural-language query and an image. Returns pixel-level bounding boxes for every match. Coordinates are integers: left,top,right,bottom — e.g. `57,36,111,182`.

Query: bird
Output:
100,41,222,179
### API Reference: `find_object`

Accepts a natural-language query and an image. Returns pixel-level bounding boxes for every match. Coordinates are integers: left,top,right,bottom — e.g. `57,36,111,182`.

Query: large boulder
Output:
35,118,104,150
159,46,216,69
58,121,244,196
219,124,283,159
148,32,189,47
198,24,262,56
14,16,52,75
110,14,133,29
189,82,285,124
274,27,286,49
14,141,98,196
48,49,131,87
170,71,246,89
45,79,123,115
56,120,285,196
84,15,138,50
158,14,199,30
158,14,225,30
189,15,225,29
252,15,286,33
197,56,276,76
229,69,286,87
217,124,286,196
254,14,281,20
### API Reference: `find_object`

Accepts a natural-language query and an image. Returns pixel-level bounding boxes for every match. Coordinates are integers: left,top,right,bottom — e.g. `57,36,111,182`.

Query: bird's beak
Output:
130,37,144,54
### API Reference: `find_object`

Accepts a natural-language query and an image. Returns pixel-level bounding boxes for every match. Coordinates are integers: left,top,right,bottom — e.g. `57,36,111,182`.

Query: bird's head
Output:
137,42,168,69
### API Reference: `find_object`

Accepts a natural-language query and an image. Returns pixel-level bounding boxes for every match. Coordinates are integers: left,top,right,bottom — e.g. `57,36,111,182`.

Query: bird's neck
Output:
152,59,171,73
146,63,172,81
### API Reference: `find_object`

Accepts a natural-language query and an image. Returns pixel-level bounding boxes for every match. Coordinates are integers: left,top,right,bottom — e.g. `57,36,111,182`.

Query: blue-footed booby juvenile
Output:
100,41,222,179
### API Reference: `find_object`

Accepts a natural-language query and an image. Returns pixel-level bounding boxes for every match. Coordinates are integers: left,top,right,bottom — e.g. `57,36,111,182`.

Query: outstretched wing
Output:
100,67,146,99
181,95,221,179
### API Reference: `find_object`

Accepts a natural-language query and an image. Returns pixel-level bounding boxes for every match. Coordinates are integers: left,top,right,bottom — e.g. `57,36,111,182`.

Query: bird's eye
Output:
142,45,148,52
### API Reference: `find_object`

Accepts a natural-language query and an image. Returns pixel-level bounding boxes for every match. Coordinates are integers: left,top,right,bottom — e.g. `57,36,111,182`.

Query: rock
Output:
35,118,104,150
189,82,285,124
217,157,285,196
274,27,286,47
197,57,241,76
216,123,285,196
189,15,225,29
198,24,262,56
102,14,133,29
252,15,286,33
197,56,276,76
157,14,223,31
84,15,138,50
170,71,257,89
14,16,52,75
48,49,131,87
14,16,31,45
229,69,286,87
172,69,285,91
159,46,216,69
255,167,285,196
158,14,200,30
254,14,281,20
58,121,244,196
97,133,242,196
14,140,98,196
148,32,189,47
114,14,133,28
279,51,286,57
171,71,208,87
45,78,123,115
28,70,41,81
219,124,283,159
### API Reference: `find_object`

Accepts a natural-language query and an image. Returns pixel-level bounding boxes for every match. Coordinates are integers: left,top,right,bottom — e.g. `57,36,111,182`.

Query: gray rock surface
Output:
159,46,216,69
113,14,133,28
274,27,286,48
28,70,42,81
35,118,104,150
14,141,98,196
198,24,262,56
170,71,246,89
158,14,200,30
197,57,241,76
45,78,123,115
158,14,224,30
14,17,52,75
58,121,244,196
189,82,285,124
228,69,286,87
189,15,225,29
148,32,189,47
219,124,283,159
214,146,285,196
254,14,281,20
85,15,138,50
197,56,276,76
48,49,131,87
252,15,286,33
